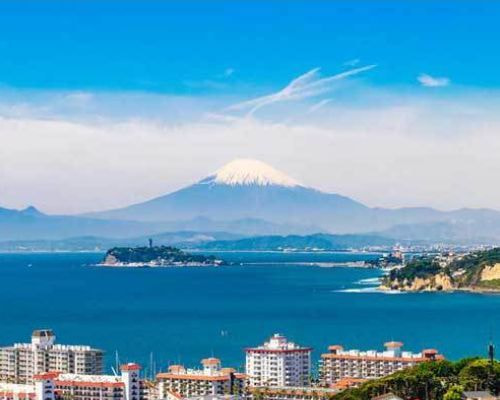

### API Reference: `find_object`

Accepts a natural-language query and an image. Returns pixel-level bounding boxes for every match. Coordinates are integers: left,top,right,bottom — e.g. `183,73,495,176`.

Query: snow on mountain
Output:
82,158,500,239
200,159,301,187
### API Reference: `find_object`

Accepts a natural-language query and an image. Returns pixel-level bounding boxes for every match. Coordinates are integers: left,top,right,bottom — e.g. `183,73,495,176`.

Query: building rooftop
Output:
201,358,221,366
121,363,141,371
247,333,311,352
31,329,54,338
323,342,443,361
462,391,497,400
158,359,243,381
57,373,123,384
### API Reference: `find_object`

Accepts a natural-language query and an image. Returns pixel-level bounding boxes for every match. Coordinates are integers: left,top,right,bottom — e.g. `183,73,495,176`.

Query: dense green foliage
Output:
334,358,499,400
104,246,225,265
453,248,500,288
384,248,500,290
388,257,441,281
201,233,397,251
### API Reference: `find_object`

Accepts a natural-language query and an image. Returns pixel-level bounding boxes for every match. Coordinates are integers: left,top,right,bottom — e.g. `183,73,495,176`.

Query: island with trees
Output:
100,244,226,267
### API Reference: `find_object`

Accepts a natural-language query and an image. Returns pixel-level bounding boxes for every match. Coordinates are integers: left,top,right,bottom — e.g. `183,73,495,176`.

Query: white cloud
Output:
226,65,377,116
308,99,332,113
418,73,450,87
2,83,500,214
64,91,94,105
343,58,360,67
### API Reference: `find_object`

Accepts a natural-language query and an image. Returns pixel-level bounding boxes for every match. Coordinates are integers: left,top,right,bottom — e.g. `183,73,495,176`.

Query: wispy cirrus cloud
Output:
343,58,360,67
308,99,332,113
418,73,450,87
226,64,377,116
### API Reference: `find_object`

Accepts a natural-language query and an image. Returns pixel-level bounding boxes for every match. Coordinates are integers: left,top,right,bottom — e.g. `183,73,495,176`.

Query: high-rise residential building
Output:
156,357,245,398
319,341,444,385
245,333,312,388
0,363,146,400
0,329,104,384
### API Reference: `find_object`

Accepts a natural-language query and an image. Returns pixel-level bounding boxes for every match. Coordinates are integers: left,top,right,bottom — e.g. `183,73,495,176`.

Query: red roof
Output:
33,372,61,380
121,363,141,371
201,357,221,366
384,341,404,348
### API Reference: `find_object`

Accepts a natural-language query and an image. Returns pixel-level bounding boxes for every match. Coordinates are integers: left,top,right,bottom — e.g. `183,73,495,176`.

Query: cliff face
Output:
103,254,119,265
480,263,500,281
380,272,455,292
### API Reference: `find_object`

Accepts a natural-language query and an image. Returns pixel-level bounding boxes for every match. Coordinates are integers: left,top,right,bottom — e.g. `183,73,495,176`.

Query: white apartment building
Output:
0,363,147,400
156,358,245,398
245,334,312,388
320,341,444,385
0,330,104,384
0,382,35,400
0,363,145,400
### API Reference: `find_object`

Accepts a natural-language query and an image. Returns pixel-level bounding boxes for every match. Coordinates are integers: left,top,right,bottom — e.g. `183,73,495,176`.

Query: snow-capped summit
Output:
90,158,368,232
201,159,301,187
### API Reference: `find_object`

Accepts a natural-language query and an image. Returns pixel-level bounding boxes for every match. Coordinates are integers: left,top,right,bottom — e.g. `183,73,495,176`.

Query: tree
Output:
444,384,464,400
459,360,492,391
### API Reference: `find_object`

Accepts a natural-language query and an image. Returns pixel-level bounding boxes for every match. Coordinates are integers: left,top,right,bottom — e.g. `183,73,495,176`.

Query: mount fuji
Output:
3,159,500,242
89,158,500,237
89,159,373,232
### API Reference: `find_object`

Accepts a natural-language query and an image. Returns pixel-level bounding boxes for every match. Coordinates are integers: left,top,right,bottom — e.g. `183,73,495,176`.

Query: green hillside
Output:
335,358,499,400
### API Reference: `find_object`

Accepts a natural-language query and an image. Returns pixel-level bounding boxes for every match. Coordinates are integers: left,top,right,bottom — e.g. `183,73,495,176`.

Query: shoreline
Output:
378,284,500,295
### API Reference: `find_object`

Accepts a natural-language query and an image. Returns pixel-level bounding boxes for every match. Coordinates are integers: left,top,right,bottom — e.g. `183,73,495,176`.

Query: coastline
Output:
378,283,500,295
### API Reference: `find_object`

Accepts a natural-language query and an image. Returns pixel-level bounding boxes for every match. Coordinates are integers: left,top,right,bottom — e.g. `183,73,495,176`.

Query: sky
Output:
1,0,500,214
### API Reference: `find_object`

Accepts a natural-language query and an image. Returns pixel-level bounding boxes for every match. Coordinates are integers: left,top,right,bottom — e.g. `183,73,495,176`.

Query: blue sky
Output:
2,1,500,214
1,1,499,93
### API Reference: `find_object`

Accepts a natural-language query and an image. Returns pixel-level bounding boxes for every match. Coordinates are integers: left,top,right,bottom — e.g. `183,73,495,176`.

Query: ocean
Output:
0,251,498,375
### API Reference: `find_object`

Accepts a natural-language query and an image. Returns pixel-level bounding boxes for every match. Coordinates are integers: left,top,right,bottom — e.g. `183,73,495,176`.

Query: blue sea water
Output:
0,251,498,375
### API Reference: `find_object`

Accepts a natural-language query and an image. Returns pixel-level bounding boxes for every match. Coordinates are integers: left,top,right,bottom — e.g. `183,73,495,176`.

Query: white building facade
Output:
245,334,312,388
0,330,104,384
156,358,245,399
320,341,444,385
32,363,146,400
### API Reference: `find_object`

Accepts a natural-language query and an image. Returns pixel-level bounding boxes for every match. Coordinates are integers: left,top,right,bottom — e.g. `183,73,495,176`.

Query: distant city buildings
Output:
156,358,245,398
319,341,444,385
0,330,104,384
245,334,312,388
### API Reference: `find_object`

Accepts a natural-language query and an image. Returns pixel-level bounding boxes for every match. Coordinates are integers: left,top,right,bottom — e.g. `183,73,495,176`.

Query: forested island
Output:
380,248,500,292
101,245,226,267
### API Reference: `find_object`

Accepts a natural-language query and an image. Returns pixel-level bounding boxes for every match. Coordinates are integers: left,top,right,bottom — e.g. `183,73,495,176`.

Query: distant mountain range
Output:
2,158,500,244
0,233,399,252
0,205,314,241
